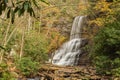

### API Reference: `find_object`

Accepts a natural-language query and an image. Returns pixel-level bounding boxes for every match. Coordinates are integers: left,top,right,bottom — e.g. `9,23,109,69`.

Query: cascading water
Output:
52,16,86,66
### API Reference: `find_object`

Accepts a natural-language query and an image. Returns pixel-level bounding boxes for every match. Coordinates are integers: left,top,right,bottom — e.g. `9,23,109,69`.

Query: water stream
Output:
52,16,86,66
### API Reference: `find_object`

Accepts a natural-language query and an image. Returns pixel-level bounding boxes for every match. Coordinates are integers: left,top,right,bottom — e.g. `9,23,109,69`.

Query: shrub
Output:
91,21,120,77
16,57,39,76
24,31,49,62
0,62,16,80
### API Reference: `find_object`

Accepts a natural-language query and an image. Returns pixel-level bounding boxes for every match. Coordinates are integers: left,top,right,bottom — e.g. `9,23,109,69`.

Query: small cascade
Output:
52,16,87,66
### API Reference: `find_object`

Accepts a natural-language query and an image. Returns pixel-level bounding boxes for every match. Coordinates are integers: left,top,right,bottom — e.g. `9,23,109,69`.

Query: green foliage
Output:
16,57,39,76
94,56,112,75
0,46,6,51
0,72,16,80
91,21,120,77
112,58,120,76
24,31,48,62
0,0,49,23
0,0,7,15
0,62,16,80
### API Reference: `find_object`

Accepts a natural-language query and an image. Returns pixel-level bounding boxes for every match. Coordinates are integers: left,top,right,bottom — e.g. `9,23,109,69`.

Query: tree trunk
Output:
20,27,25,59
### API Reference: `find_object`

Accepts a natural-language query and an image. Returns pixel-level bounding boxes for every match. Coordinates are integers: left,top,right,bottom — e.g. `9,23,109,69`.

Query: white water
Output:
70,16,85,40
52,16,86,66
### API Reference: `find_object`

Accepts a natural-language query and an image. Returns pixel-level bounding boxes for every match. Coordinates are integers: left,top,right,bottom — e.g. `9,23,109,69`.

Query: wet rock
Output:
81,38,88,47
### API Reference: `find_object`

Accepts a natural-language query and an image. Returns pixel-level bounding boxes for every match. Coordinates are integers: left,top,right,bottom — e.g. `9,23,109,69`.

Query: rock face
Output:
52,16,88,66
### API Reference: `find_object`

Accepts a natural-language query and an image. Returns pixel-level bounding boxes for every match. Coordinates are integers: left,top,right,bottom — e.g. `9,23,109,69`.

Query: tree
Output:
0,0,48,23
89,0,120,77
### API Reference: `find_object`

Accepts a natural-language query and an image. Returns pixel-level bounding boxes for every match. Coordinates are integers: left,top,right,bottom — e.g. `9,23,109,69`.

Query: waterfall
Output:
52,16,86,66
70,16,85,40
